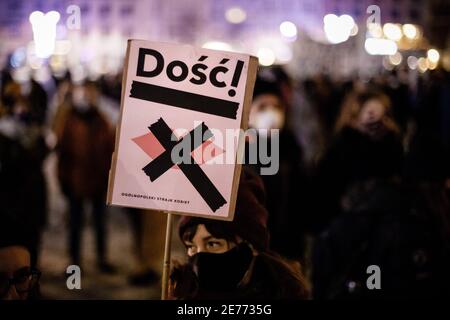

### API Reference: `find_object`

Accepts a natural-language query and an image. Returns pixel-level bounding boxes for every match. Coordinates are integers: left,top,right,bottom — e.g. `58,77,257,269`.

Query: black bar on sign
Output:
129,81,239,119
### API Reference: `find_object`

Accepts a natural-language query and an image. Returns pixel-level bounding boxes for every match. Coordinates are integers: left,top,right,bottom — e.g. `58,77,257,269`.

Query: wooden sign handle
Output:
161,212,174,300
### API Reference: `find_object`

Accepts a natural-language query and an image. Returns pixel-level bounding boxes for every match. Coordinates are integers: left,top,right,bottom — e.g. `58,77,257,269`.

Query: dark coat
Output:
170,252,310,300
245,129,310,260
57,107,114,199
0,128,48,265
312,180,450,299
314,127,404,231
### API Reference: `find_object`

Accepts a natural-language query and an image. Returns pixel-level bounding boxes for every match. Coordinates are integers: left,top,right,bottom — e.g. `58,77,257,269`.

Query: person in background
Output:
315,89,404,231
0,217,41,300
127,208,165,286
312,177,450,299
49,72,74,137
247,71,311,262
169,168,310,300
407,69,450,191
0,80,49,267
305,75,342,142
56,80,115,273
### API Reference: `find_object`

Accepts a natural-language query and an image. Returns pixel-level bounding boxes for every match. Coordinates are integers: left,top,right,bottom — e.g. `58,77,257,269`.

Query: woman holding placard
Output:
169,168,310,300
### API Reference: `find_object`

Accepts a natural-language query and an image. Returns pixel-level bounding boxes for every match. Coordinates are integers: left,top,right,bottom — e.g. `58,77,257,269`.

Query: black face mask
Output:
189,243,254,291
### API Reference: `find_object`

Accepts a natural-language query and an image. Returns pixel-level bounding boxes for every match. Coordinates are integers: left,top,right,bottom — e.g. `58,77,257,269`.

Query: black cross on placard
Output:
143,118,227,212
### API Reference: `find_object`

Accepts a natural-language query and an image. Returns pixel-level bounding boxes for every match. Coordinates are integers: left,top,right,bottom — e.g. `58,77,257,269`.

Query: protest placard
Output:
107,40,258,221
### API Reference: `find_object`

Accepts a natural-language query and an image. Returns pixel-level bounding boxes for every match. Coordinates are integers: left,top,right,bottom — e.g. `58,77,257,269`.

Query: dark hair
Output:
252,76,281,100
1,81,22,114
257,251,311,299
181,218,239,247
335,89,399,134
82,80,98,88
0,214,31,252
178,168,270,251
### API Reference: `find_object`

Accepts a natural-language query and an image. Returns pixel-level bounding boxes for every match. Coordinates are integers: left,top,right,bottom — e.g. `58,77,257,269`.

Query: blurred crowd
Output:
1,55,450,299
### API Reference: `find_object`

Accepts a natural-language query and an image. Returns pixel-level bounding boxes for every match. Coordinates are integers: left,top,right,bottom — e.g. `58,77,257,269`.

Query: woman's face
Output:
359,99,386,125
357,98,388,138
249,94,285,130
184,224,236,257
0,246,31,300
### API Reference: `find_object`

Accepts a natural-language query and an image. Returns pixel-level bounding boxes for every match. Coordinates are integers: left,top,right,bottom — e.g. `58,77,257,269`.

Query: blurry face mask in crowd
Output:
184,224,254,291
11,67,31,85
357,99,389,140
72,86,90,112
0,246,40,300
249,94,285,131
